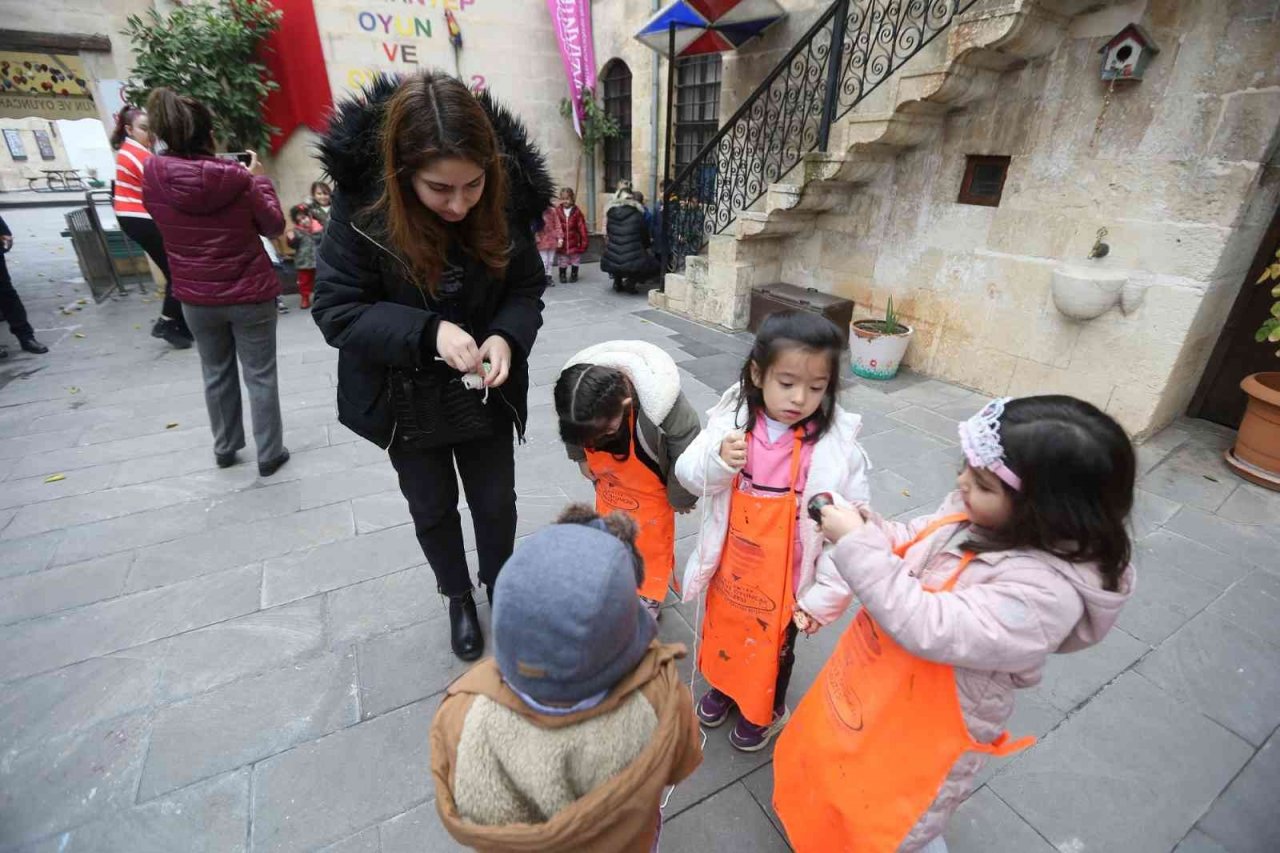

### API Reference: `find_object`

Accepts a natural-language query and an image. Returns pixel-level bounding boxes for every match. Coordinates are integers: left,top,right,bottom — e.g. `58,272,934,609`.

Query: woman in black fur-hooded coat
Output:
313,72,554,661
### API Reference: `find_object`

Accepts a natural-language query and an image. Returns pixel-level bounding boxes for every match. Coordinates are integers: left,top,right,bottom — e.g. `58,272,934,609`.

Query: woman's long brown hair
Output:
375,72,509,296
145,88,215,157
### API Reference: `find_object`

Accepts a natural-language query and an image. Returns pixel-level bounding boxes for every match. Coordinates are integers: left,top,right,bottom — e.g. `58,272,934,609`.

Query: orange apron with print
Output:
773,514,1036,853
698,430,803,727
584,411,676,602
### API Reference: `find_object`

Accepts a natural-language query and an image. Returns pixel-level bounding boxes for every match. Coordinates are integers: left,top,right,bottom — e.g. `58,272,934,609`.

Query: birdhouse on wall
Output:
1099,24,1159,81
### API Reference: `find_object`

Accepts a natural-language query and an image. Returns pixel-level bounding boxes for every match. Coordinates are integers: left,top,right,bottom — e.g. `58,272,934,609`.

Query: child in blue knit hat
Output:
430,504,702,851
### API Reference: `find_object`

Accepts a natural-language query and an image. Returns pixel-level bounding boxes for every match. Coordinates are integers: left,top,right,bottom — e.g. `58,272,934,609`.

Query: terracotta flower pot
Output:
1225,371,1280,491
849,320,914,380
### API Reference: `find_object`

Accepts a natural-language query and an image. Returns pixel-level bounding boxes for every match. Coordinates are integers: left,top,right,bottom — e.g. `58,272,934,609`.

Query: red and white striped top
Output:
113,137,152,219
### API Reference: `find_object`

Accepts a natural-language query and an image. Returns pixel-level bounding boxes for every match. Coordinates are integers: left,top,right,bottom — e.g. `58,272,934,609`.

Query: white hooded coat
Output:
673,385,871,625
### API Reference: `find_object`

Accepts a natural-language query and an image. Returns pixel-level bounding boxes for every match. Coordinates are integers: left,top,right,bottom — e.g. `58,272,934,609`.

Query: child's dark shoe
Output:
729,705,790,752
697,687,735,728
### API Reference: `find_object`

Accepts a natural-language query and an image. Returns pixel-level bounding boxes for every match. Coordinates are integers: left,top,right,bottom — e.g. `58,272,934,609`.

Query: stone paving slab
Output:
991,672,1254,853
1195,732,1280,853
251,700,435,853
138,651,358,800
0,564,262,682
2,229,1280,852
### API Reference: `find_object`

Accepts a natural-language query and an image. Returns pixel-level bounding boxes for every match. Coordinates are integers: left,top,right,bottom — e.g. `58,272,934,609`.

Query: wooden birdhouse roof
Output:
1098,23,1160,55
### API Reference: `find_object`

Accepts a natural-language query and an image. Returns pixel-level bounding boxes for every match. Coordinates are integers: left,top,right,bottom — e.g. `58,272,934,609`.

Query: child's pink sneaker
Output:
696,687,735,728
729,706,790,752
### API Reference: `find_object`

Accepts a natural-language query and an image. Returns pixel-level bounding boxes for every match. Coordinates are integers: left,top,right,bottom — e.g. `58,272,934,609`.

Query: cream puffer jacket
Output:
832,492,1135,850
673,386,871,625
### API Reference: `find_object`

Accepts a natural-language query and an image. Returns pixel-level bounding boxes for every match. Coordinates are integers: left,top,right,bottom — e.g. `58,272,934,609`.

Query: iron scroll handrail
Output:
661,0,981,274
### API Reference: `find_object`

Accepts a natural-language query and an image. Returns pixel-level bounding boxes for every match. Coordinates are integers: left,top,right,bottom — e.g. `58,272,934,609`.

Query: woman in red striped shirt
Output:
111,106,193,348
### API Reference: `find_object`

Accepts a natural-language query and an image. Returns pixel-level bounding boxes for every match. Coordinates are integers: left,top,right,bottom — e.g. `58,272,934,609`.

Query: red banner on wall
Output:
546,0,597,137
261,0,334,154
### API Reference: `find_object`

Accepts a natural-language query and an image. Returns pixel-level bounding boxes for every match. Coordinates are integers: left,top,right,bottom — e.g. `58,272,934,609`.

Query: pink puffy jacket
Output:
142,155,285,306
830,492,1134,850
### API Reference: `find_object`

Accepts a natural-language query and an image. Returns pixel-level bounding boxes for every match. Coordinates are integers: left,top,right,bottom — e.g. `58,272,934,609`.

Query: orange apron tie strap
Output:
892,512,968,559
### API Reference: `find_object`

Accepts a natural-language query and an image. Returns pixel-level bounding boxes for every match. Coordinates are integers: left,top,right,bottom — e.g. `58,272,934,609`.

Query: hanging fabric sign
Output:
0,53,96,121
546,0,597,137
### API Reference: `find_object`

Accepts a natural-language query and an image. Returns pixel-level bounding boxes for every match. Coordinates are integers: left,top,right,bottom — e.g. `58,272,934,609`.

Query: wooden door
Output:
1189,203,1280,427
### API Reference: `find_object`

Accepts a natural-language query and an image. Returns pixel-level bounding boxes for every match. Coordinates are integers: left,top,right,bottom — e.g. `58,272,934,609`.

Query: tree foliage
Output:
559,86,621,155
122,0,281,151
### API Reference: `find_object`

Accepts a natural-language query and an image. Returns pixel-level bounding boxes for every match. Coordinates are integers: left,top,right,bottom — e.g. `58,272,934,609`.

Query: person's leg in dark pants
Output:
388,443,472,596
183,303,245,461
389,441,484,660
454,429,517,597
0,253,35,342
774,620,800,711
118,216,190,344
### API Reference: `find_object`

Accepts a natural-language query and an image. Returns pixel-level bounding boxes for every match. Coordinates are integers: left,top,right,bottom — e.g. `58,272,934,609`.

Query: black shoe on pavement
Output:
545,274,555,288
18,337,47,354
570,265,579,283
216,451,239,468
449,590,484,661
258,449,291,477
558,268,568,283
152,318,193,350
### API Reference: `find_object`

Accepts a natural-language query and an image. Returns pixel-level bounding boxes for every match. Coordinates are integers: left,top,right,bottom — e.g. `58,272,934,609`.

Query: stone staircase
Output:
652,0,1126,331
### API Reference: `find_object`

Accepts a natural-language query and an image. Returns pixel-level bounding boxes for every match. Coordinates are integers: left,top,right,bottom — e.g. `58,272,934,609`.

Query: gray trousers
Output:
182,300,285,465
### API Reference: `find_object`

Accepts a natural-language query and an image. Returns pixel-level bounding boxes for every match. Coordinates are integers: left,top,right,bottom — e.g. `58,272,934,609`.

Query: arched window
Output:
601,59,632,193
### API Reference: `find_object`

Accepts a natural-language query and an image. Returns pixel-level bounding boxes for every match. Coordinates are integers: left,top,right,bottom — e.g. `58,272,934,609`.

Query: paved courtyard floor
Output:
1,204,1278,852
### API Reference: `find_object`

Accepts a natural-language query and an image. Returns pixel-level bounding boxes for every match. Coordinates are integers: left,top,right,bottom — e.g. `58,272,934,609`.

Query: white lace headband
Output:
957,398,1022,491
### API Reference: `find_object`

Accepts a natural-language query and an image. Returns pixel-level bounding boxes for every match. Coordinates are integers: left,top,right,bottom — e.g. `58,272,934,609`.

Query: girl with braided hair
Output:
554,341,702,619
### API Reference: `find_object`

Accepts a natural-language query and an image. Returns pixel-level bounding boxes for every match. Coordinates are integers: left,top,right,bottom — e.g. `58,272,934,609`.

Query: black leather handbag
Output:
388,363,492,449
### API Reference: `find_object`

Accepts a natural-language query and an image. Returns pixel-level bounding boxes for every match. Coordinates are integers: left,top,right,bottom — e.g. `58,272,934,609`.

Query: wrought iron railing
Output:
662,0,980,273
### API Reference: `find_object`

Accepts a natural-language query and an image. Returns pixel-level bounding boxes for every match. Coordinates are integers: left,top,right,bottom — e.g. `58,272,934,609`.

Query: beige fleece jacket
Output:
431,642,703,852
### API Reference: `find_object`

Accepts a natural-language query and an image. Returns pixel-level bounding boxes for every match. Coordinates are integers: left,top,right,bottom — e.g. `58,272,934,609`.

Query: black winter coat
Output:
311,77,555,449
601,200,659,278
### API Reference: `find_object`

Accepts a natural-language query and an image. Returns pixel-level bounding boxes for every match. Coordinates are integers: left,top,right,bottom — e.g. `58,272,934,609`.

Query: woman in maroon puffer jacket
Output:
142,88,291,477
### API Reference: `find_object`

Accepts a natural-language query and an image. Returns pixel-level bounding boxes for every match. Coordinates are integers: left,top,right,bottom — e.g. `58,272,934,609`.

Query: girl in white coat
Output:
675,310,870,751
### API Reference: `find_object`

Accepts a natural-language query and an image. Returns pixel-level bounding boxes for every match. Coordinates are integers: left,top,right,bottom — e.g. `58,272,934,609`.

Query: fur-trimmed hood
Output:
316,73,555,229
563,340,681,424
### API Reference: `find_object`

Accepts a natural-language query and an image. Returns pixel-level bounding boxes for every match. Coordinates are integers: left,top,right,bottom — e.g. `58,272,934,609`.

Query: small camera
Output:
807,492,834,524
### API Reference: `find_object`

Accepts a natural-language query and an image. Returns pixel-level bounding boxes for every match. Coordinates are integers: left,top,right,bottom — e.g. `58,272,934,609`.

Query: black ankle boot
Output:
448,590,483,661
570,265,579,282
558,267,567,283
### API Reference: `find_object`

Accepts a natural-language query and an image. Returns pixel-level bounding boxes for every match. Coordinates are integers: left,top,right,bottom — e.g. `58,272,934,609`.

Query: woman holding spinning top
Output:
313,72,553,661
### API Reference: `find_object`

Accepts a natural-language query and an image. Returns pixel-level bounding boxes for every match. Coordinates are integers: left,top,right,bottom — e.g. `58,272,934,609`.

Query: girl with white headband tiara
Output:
772,395,1136,853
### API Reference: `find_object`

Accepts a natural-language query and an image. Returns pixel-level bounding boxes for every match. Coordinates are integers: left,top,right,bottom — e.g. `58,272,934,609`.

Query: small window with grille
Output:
601,60,633,193
674,54,722,173
958,155,1011,207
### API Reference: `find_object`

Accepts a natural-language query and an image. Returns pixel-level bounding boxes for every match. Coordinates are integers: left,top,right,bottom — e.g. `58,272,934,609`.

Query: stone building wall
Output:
0,118,75,192
270,0,582,216
762,0,1280,436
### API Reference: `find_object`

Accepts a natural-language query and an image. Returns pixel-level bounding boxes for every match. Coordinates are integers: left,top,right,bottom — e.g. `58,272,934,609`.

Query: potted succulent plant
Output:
1225,246,1280,490
849,297,914,380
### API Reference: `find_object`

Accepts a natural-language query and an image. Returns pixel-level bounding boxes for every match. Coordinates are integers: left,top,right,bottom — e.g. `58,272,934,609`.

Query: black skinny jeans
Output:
776,620,799,712
117,215,186,327
0,254,34,340
388,428,517,597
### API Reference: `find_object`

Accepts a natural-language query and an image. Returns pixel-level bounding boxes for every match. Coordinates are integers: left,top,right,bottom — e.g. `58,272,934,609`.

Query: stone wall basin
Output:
1051,265,1141,320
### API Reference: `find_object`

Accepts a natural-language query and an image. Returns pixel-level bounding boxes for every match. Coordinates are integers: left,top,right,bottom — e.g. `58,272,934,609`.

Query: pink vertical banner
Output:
547,0,597,137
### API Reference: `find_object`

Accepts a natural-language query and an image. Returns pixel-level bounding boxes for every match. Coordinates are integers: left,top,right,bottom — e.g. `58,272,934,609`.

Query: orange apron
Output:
773,514,1036,853
584,410,676,602
698,430,803,727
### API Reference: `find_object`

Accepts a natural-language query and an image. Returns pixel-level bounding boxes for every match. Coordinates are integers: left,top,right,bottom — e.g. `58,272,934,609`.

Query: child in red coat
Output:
556,187,589,283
